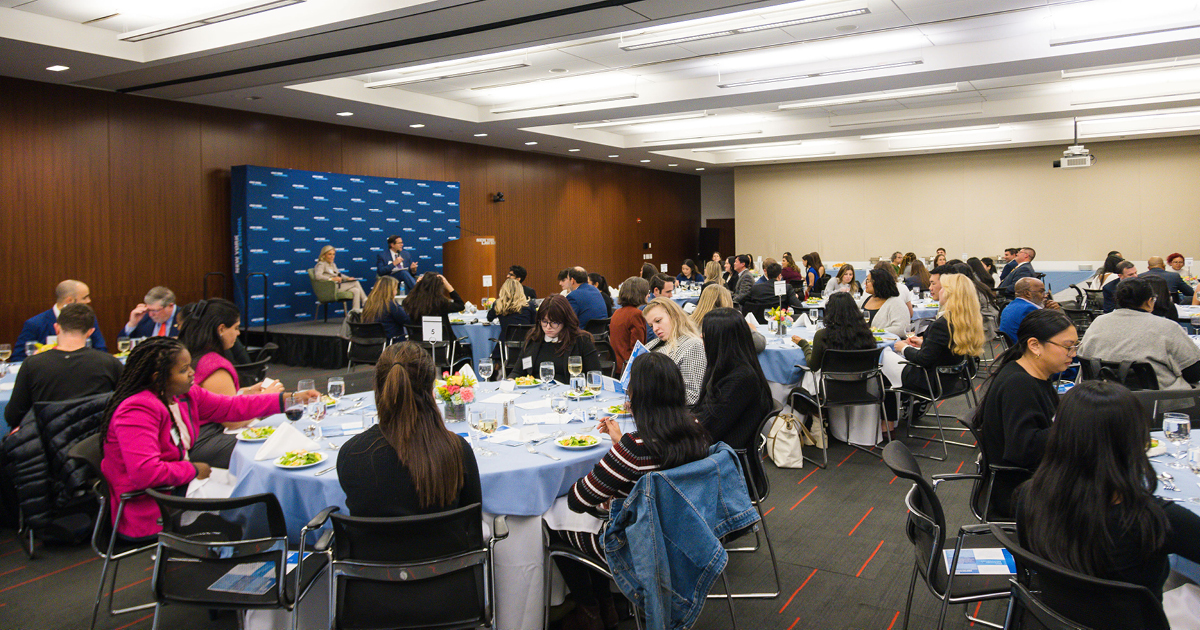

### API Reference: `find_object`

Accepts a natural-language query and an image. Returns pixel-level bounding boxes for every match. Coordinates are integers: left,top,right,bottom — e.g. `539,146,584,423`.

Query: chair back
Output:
1078,357,1159,391
816,348,886,407
583,317,611,339
593,338,617,377
961,424,1029,523
309,269,337,303
329,503,489,630
934,357,976,400
145,489,290,608
1006,581,1090,630
988,525,1168,630
740,409,778,503
787,279,805,300
743,299,777,325
347,321,387,367
813,273,831,294
1082,289,1104,312
882,443,947,590
501,324,534,374
1060,307,1094,336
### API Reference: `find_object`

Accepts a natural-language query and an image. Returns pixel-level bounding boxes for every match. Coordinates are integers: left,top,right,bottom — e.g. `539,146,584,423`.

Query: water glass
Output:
551,396,569,416
570,375,586,394
540,362,556,390
117,337,131,354
587,371,603,392
327,377,345,409
0,343,11,362
25,341,37,357
1189,446,1200,475
1164,413,1191,468
478,358,494,382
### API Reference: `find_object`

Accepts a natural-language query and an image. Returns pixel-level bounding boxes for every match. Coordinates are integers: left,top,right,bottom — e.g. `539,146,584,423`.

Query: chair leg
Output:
720,571,739,630
90,554,113,630
902,563,919,630
803,408,828,469
150,603,163,630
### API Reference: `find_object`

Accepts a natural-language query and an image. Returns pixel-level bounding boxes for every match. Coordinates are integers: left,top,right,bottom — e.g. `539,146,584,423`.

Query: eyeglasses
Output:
540,320,564,328
1043,339,1081,354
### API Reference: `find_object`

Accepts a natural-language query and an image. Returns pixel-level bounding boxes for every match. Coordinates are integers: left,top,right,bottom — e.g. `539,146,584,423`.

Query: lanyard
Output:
167,402,191,459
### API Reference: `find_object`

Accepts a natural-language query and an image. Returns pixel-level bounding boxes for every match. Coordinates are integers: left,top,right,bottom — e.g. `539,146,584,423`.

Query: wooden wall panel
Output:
0,76,700,343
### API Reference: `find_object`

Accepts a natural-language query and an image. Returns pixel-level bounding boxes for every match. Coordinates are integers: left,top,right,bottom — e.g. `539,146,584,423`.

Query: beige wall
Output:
735,135,1200,265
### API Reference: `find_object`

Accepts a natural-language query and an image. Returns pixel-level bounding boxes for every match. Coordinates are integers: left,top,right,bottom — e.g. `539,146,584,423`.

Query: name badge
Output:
522,356,533,370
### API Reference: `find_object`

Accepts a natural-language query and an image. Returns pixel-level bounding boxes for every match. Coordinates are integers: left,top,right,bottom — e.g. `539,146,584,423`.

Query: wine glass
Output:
466,412,490,456
25,341,37,357
539,362,555,391
284,396,305,424
327,377,345,411
478,410,498,436
568,355,583,378
0,343,11,363
478,358,494,382
116,337,131,355
1163,413,1191,469
587,370,603,394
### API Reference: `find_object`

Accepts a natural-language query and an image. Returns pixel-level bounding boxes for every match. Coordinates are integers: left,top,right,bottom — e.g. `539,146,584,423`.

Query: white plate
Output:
273,453,326,469
566,390,599,399
238,428,276,442
515,381,543,388
1147,444,1167,457
555,435,603,449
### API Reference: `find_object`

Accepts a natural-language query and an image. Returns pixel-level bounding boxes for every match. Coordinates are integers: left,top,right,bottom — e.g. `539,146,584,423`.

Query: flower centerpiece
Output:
766,307,793,335
436,370,477,421
481,297,496,310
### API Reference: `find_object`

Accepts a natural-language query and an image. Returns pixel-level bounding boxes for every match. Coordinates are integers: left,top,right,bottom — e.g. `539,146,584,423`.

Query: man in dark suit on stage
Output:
122,286,180,338
997,247,1037,298
376,235,418,291
12,279,107,360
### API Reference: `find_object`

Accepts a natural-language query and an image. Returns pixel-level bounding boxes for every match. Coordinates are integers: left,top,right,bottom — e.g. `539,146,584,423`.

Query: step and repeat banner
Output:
231,165,461,327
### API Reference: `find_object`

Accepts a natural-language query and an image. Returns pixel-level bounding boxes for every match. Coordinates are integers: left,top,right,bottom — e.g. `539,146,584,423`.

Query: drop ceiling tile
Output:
13,0,123,23
892,0,1049,24
921,21,1040,46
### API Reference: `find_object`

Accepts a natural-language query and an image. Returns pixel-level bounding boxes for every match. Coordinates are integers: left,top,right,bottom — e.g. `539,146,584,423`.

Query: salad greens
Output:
241,426,275,440
607,404,629,415
278,451,323,467
558,435,599,447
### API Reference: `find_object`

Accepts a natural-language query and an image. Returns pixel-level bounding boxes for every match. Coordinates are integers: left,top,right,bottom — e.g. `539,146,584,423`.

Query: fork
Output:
527,444,560,460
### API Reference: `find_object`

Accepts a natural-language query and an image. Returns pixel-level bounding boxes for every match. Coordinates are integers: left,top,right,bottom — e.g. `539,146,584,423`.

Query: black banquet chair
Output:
303,502,508,630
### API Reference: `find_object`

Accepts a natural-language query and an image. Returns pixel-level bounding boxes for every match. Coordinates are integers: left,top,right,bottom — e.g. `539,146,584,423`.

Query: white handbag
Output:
766,413,805,469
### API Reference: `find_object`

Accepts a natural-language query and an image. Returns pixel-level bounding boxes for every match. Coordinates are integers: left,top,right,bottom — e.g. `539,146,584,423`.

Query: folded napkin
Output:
542,495,605,534
254,423,322,461
744,311,758,326
682,302,697,313
522,412,572,425
520,426,550,442
459,364,477,383
489,426,526,446
481,393,522,404
498,380,516,392
516,398,551,410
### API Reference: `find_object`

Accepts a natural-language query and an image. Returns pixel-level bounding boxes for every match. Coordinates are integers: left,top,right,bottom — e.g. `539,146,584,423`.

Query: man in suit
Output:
561,268,607,327
997,247,1037,298
507,265,537,300
1141,256,1194,304
747,262,803,315
998,277,1061,344
731,254,754,305
12,279,107,360
1104,261,1138,312
997,247,1020,283
123,286,180,338
376,235,419,291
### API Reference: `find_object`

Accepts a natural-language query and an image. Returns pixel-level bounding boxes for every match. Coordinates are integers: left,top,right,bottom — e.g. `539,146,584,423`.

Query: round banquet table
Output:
755,322,899,389
229,383,616,630
799,296,940,321
448,310,499,374
1149,431,1200,584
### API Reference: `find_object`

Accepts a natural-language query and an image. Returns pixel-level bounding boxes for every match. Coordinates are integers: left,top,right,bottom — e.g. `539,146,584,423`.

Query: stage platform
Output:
245,320,347,370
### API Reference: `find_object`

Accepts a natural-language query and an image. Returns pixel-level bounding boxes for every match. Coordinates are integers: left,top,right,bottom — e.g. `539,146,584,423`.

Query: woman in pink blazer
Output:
98,337,317,540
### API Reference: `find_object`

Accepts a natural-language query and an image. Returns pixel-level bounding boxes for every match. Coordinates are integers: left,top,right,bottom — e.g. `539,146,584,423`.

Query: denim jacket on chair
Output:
603,442,760,630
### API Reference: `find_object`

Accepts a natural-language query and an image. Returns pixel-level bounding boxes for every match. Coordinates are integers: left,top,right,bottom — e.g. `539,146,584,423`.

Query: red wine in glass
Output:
285,406,304,422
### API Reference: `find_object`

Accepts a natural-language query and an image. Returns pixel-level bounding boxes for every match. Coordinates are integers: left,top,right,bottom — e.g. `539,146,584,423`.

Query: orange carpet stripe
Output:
0,556,98,594
779,586,802,614
886,610,901,630
764,506,775,516
798,469,818,485
969,601,982,626
114,613,155,630
848,507,874,536
786,617,801,630
836,450,855,467
856,540,885,577
0,565,27,578
954,461,964,474
791,486,817,510
113,576,153,595
889,476,897,485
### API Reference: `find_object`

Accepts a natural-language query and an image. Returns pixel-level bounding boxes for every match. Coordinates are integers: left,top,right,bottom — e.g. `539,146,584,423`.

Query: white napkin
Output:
520,427,550,441
458,364,477,383
683,302,697,313
0,383,14,391
498,380,516,392
522,412,571,424
481,393,522,404
542,495,605,534
516,399,551,410
254,423,322,461
744,311,758,326
490,426,526,446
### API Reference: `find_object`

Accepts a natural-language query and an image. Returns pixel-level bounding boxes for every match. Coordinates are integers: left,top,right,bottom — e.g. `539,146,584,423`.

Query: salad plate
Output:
274,451,326,469
238,426,276,442
556,434,602,449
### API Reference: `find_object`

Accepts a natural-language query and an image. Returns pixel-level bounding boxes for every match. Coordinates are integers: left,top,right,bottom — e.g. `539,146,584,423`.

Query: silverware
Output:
533,430,564,446
1157,472,1180,491
314,466,336,476
526,444,560,460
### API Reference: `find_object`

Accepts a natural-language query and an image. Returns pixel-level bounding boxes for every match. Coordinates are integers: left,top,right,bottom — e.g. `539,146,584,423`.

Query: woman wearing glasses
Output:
968,309,1076,520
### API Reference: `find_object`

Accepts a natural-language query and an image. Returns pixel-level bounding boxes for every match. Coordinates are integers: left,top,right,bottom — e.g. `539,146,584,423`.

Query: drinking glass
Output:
540,362,555,390
567,355,583,377
587,371,603,393
117,337,131,354
570,375,586,395
25,341,37,357
768,319,778,333
478,358,494,382
1164,413,1191,469
551,396,569,416
477,410,498,436
327,377,345,410
284,396,306,423
0,343,11,363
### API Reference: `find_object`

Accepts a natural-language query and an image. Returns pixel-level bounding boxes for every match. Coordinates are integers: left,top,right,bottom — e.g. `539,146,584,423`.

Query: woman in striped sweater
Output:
551,352,712,630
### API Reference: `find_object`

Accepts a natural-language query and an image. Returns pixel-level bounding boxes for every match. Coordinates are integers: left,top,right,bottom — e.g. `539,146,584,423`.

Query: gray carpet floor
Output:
0,363,1003,630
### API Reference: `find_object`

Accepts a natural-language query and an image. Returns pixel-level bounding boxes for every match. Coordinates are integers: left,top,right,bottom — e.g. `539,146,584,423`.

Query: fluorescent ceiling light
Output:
734,151,836,162
1070,91,1200,107
1050,18,1200,47
887,139,1012,151
524,142,538,145
117,0,304,42
778,84,959,110
692,141,805,153
1061,58,1200,78
46,65,70,72
620,7,869,51
335,112,353,117
409,124,425,128
474,133,488,137
574,112,708,129
718,60,922,88
568,148,581,152
860,124,1001,140
1080,124,1200,138
643,131,763,146
366,61,530,89
640,159,651,163
490,93,639,115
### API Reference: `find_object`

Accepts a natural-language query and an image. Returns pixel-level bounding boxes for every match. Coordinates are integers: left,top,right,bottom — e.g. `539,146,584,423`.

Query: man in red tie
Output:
122,286,180,338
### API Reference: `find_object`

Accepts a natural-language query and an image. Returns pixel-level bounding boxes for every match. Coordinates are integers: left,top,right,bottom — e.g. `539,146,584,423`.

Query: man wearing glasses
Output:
123,286,180,338
998,277,1060,345
997,247,1038,298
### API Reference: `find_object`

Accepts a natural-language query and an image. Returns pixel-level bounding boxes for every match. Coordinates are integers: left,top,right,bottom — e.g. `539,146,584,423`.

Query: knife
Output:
314,466,337,476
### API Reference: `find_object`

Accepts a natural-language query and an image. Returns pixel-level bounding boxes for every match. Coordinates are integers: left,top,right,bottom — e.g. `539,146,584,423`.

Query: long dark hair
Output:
1016,381,1166,576
908,260,930,290
628,352,711,468
1092,254,1124,282
867,268,899,299
178,298,240,363
822,292,876,350
524,294,592,356
98,337,186,455
374,342,466,509
641,263,657,282
969,309,1073,431
967,257,994,289
696,308,770,413
403,272,450,321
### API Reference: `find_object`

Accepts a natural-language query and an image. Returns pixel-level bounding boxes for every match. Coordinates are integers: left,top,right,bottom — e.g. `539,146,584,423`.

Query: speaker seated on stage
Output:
124,286,181,338
376,234,418,291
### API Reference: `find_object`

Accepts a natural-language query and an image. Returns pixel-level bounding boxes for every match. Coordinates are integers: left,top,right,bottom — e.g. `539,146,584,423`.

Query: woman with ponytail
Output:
969,308,1077,519
99,337,318,539
337,342,480,516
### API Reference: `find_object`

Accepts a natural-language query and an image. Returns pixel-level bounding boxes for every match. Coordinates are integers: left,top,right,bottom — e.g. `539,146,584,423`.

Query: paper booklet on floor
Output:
254,423,321,461
208,552,311,595
942,548,1016,575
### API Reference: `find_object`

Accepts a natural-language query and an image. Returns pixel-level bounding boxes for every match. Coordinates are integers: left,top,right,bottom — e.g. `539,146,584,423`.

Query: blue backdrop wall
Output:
230,165,461,327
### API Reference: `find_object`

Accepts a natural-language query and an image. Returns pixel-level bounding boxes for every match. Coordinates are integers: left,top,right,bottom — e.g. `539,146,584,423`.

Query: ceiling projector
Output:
1053,144,1095,169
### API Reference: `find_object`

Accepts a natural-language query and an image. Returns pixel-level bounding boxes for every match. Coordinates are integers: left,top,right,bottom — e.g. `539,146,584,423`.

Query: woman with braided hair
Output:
99,337,318,539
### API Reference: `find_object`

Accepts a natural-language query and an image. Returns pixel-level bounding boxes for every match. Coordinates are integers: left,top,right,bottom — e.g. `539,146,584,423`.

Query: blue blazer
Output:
997,263,1035,296
375,250,412,276
13,309,107,360
566,284,609,327
126,314,179,339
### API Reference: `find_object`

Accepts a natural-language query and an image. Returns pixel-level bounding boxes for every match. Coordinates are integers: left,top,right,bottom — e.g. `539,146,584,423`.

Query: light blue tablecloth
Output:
451,317,498,373
0,366,14,420
1150,431,1200,581
754,324,896,385
800,297,938,321
228,385,613,540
